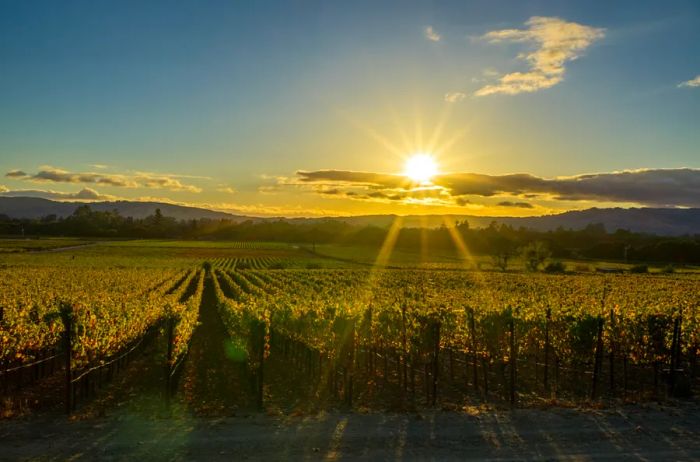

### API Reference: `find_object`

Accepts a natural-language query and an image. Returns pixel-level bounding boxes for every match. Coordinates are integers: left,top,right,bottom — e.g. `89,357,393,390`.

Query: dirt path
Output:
175,274,254,415
2,402,699,461
29,242,101,253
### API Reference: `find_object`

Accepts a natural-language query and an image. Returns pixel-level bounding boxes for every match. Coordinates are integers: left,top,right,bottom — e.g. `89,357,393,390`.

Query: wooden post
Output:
61,303,73,414
509,314,517,407
345,320,355,407
468,308,478,393
256,321,265,410
431,321,440,406
609,308,615,395
401,305,408,395
544,308,550,395
165,316,175,407
669,316,680,396
591,317,604,400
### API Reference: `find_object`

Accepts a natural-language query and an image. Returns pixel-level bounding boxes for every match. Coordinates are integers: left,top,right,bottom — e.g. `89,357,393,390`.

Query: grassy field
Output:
0,239,348,269
0,237,97,253
312,242,700,273
2,237,693,272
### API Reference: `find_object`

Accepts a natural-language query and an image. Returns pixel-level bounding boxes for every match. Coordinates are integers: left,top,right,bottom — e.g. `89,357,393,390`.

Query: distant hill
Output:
0,197,249,222
294,208,700,236
0,197,698,236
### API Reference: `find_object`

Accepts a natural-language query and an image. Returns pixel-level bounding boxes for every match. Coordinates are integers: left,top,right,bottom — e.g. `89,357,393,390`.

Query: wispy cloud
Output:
475,16,604,96
678,75,700,88
7,166,202,193
444,92,467,103
216,186,237,194
424,26,441,42
292,168,700,208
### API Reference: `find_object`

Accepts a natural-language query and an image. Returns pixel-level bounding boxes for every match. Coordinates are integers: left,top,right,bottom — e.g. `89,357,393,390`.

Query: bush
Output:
520,241,551,272
306,262,321,269
544,261,566,273
661,264,675,274
269,262,286,270
629,264,648,273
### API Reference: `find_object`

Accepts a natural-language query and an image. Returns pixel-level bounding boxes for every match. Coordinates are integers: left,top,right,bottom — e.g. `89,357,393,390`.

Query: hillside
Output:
0,197,698,236
0,197,248,222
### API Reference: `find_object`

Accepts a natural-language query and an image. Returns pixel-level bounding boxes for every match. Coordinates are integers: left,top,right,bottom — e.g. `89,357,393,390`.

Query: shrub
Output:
629,264,648,273
544,261,566,273
661,264,675,274
520,241,551,272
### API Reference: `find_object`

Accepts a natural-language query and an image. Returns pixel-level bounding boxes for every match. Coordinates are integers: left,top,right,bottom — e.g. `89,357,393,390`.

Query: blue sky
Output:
1,1,698,216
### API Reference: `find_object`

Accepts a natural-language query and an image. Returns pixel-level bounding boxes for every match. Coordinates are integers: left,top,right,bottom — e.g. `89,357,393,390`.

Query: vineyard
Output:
210,268,699,409
0,264,205,413
2,239,698,417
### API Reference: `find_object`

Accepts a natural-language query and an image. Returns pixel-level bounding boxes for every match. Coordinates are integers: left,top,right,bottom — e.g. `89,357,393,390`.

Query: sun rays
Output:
338,103,487,299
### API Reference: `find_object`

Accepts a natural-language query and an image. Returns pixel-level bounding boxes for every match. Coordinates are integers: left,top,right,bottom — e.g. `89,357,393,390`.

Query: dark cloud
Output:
497,201,534,208
296,170,408,189
296,168,700,208
29,167,136,187
5,170,28,178
10,166,202,192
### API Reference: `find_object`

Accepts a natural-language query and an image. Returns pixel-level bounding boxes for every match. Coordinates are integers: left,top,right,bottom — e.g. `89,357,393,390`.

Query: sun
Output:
403,153,438,184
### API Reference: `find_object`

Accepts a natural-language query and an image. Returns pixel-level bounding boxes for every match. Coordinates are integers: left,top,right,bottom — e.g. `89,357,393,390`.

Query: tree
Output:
491,235,516,271
521,241,551,272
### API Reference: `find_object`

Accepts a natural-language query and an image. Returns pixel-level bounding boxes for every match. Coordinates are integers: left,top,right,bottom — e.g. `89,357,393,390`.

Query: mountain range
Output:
0,196,698,236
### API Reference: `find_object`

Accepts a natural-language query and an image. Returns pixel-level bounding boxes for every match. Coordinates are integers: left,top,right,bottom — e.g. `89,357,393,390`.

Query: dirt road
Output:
2,402,699,461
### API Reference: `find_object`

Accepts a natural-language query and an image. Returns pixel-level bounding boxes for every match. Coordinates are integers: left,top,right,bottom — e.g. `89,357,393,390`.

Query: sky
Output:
0,0,698,217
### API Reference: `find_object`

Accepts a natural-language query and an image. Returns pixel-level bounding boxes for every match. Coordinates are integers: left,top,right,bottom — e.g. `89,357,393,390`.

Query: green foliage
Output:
544,261,566,273
520,241,551,272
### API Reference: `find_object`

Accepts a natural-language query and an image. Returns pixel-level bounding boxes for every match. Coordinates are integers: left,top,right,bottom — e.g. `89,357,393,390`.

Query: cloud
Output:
5,169,28,178
30,166,137,187
0,185,8,193
424,26,441,42
497,201,534,208
204,202,347,218
444,92,467,103
0,187,116,201
216,187,237,194
134,174,202,192
293,168,700,208
475,16,604,96
296,170,409,189
7,166,202,193
678,75,700,88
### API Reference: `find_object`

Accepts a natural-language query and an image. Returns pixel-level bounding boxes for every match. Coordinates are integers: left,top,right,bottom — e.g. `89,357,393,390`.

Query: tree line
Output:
1,205,699,264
